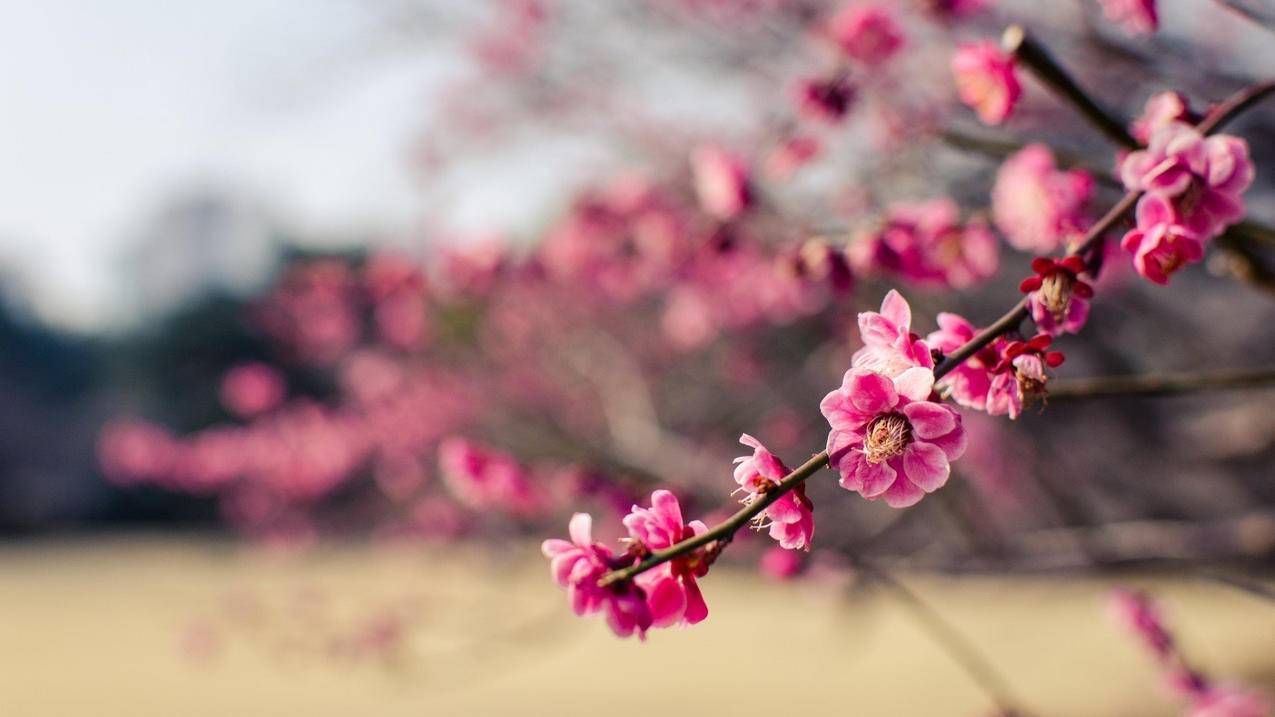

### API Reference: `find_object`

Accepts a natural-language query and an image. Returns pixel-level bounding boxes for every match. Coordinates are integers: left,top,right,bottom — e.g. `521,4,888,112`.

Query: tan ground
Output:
1,537,1272,716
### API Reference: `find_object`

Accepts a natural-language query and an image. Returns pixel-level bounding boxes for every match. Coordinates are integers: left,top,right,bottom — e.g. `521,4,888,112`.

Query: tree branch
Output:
1047,366,1275,400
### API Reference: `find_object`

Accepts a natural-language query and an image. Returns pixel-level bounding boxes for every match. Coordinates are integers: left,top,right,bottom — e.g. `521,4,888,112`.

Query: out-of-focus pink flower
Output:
825,3,905,65
733,434,814,551
986,334,1064,418
692,145,752,221
795,76,855,124
759,546,806,580
765,135,822,180
1130,92,1197,145
852,289,935,378
927,312,996,411
992,144,1094,253
1120,122,1254,240
542,513,653,639
1108,588,1177,660
1098,0,1158,36
436,236,507,299
1020,255,1094,336
1120,193,1205,285
952,41,1021,125
821,367,966,508
849,199,999,289
924,0,990,18
220,363,286,419
438,437,539,515
1189,686,1272,717
624,490,711,628
98,419,179,484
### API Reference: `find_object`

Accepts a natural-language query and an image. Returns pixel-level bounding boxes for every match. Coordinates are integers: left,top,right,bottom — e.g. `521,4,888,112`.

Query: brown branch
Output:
1047,366,1275,400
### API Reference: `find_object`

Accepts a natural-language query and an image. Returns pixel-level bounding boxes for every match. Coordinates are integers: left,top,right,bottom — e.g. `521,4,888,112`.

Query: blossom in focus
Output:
1120,122,1254,240
992,144,1094,253
951,41,1021,125
851,289,935,378
691,144,752,221
985,334,1064,418
624,490,711,628
927,312,996,411
542,513,653,639
1120,193,1205,285
1098,0,1158,36
825,3,904,65
733,434,814,550
1020,255,1093,336
821,366,967,508
1130,91,1197,145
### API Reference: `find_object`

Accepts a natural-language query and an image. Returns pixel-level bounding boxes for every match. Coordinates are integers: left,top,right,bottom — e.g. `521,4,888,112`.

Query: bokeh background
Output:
2,1,1274,714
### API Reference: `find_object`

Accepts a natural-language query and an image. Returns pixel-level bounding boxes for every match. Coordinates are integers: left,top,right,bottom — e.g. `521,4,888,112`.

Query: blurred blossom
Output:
824,3,905,65
220,363,286,419
952,41,1021,125
992,144,1094,254
1098,0,1159,36
691,145,753,221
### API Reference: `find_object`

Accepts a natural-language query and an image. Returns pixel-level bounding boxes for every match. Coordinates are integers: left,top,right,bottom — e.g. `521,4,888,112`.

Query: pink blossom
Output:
1130,92,1197,145
985,334,1065,418
220,363,286,419
821,366,967,508
438,437,539,515
1098,0,1158,36
794,76,855,124
542,513,653,639
624,490,711,627
1120,193,1205,285
849,199,999,289
1120,121,1254,240
759,546,805,580
852,289,935,378
927,312,996,411
733,434,814,551
764,135,822,180
692,145,752,221
952,41,1021,125
1019,256,1094,336
992,144,1094,253
1189,686,1272,717
825,3,904,65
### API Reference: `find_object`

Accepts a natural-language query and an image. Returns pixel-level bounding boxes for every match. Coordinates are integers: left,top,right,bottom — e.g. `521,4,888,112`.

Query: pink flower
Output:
927,312,997,411
438,437,539,515
759,546,806,580
849,200,999,290
1120,193,1205,285
1130,92,1197,145
821,366,967,508
1019,255,1094,336
1120,122,1254,240
542,513,653,639
765,135,822,180
220,363,286,419
985,334,1064,418
623,490,711,628
692,144,752,221
852,289,935,378
1098,0,1158,36
825,3,904,65
733,434,814,551
795,76,855,124
1190,686,1272,717
992,144,1094,253
952,41,1021,125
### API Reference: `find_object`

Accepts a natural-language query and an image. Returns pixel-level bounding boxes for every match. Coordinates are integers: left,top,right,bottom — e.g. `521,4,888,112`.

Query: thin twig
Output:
862,564,1025,716
1002,25,1138,149
1047,366,1275,399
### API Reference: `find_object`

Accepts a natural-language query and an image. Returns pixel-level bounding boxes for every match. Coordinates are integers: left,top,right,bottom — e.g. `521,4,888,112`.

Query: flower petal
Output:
902,442,951,492
893,366,936,402
902,401,956,439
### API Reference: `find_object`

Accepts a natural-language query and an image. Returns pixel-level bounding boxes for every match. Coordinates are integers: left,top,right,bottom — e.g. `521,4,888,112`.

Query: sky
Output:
0,0,455,331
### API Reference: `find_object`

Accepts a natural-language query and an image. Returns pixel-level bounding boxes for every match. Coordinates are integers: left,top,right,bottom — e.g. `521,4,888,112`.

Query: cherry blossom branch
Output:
1047,366,1275,399
1002,25,1138,149
596,78,1275,590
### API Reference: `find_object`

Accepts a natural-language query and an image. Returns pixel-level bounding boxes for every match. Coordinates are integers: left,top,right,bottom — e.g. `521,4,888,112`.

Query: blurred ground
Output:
1,538,1272,716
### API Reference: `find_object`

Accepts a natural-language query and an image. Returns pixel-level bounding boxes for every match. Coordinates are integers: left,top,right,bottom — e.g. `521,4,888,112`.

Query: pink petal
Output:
881,475,926,508
645,574,687,628
849,370,899,413
879,289,911,329
856,457,898,498
902,401,955,439
682,577,709,625
650,489,683,527
902,442,951,492
568,512,593,547
893,366,936,402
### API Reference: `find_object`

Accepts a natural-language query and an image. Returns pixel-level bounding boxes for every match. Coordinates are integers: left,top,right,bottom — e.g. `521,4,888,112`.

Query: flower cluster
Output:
733,434,814,550
848,199,999,290
1119,121,1255,284
992,145,1094,254
543,491,712,639
929,316,1065,418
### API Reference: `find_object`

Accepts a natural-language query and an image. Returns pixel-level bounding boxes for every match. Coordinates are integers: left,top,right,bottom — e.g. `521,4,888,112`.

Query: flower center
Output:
863,412,912,464
1040,271,1073,319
